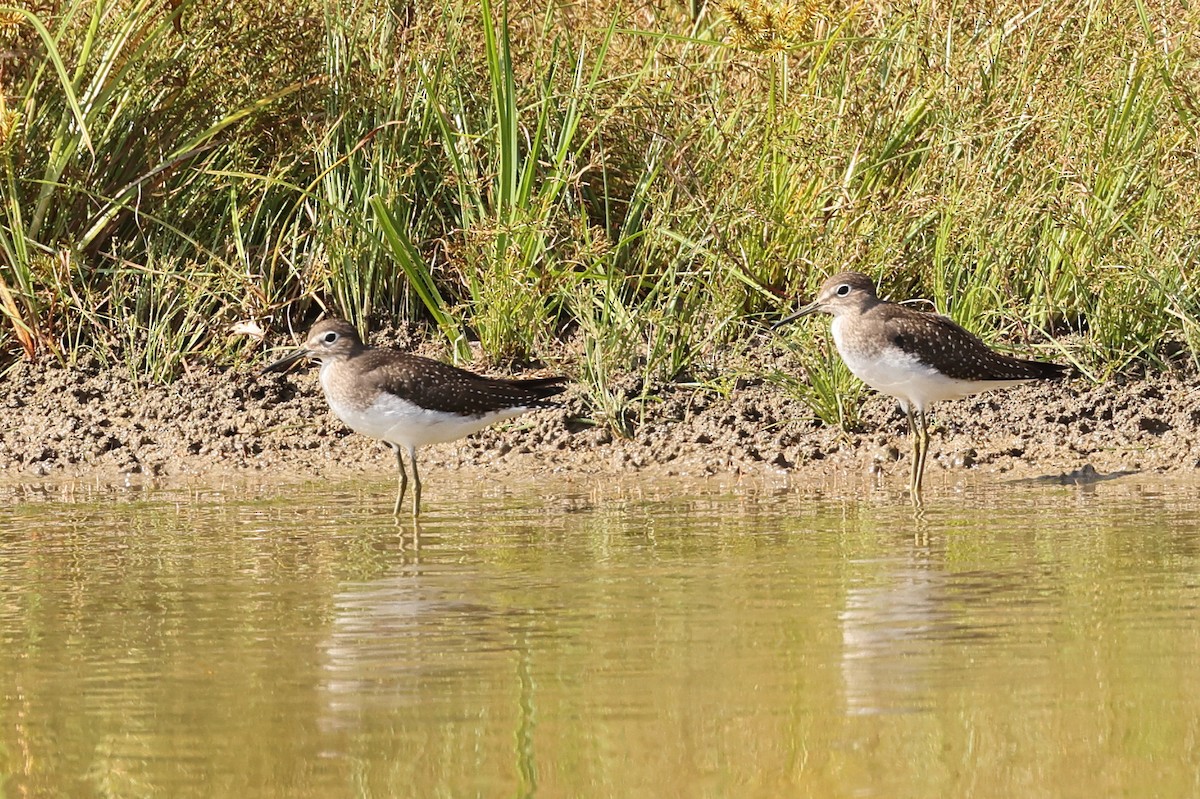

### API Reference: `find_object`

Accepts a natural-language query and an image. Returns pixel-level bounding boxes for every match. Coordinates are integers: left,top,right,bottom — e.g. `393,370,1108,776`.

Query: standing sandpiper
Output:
263,319,566,517
774,272,1070,503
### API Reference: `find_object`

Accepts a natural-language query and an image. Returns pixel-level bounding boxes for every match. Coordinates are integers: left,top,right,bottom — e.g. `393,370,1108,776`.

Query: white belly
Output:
832,319,1029,410
327,392,532,449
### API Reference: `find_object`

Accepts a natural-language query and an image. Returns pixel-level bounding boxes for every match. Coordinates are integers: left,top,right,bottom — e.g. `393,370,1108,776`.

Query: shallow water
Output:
1,473,1199,797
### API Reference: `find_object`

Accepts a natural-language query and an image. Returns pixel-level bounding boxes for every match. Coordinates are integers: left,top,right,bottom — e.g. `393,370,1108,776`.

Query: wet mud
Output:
1,342,1196,492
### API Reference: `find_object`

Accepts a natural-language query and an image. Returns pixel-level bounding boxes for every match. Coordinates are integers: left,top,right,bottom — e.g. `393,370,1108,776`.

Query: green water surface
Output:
1,475,1198,797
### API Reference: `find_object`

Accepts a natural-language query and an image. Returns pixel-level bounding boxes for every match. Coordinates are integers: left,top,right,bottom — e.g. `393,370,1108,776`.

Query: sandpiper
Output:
774,271,1070,503
263,319,566,517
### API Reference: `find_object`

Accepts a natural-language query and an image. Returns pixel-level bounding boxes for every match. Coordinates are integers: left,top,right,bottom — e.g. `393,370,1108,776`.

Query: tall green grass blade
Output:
369,195,469,361
0,5,93,156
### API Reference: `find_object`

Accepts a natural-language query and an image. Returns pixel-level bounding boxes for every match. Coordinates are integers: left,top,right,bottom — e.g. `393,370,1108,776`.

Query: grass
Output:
1,0,1198,429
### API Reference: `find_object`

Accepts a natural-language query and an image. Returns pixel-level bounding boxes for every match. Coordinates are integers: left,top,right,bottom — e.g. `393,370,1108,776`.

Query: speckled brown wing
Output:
356,350,567,416
876,306,1068,382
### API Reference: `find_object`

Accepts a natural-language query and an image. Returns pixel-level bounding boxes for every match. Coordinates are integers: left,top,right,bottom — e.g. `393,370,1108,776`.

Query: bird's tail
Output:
511,375,569,400
1022,359,1075,380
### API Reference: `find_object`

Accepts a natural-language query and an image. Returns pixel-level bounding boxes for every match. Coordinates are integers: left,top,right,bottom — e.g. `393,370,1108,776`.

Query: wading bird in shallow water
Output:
263,319,566,517
774,272,1070,504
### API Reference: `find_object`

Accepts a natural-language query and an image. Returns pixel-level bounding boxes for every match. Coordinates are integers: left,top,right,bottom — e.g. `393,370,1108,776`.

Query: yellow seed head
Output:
0,92,19,151
0,11,23,33
719,0,822,54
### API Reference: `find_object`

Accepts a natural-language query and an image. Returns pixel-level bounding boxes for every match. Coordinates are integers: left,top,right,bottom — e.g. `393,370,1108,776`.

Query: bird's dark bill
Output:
262,348,311,374
771,301,821,329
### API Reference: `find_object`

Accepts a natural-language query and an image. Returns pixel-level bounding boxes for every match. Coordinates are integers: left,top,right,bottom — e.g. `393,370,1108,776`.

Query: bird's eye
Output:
323,331,338,344
835,284,851,297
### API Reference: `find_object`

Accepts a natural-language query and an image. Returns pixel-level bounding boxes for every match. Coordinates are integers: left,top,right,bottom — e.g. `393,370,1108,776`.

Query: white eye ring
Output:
835,284,851,297
323,331,338,344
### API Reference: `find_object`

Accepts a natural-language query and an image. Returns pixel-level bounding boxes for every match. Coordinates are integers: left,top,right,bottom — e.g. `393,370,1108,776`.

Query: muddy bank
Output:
1,341,1196,493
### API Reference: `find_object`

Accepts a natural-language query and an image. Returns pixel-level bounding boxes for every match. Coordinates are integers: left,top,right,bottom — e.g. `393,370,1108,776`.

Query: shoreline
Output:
2,343,1195,493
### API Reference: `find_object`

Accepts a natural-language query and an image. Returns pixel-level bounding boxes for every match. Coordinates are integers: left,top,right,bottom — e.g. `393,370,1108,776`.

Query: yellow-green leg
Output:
906,405,929,505
915,409,932,504
408,445,422,518
391,444,408,516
